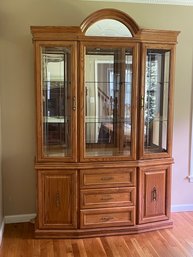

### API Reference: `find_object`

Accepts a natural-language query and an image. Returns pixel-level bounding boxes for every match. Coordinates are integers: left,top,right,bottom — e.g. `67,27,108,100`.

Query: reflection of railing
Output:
44,116,67,123
97,86,110,100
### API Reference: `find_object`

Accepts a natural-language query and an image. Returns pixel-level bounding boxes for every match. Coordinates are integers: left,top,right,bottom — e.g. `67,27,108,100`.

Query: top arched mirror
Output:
85,19,132,37
80,8,140,37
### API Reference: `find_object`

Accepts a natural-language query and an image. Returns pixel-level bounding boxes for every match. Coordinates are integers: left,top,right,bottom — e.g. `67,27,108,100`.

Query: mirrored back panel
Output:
84,46,133,157
41,46,72,157
144,49,170,154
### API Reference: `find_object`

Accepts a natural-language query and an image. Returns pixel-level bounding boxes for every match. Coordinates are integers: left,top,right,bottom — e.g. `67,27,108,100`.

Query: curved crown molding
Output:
80,8,140,36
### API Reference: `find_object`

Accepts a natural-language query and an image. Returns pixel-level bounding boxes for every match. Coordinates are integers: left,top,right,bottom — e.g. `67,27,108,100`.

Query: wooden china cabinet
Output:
31,9,179,238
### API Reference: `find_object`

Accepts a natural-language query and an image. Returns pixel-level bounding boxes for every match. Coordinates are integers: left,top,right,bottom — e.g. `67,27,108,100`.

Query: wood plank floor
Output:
1,212,193,257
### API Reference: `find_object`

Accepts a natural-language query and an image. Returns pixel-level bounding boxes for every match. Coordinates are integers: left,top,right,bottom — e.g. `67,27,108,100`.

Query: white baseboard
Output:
4,213,36,224
171,204,193,212
2,206,193,225
0,218,4,246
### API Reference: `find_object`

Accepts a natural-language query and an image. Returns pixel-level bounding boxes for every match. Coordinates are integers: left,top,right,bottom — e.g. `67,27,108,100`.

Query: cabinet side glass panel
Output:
41,47,72,157
85,47,133,157
144,49,170,154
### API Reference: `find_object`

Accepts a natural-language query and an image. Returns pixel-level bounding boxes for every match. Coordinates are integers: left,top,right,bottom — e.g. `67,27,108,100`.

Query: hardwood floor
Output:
1,212,193,257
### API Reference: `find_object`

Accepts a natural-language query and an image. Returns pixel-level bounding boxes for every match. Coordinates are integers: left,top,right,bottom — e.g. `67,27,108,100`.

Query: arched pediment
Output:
80,9,140,37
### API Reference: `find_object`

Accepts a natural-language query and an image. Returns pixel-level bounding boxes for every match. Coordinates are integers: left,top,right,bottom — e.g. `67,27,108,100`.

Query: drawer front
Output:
80,187,136,209
80,168,136,188
80,207,135,228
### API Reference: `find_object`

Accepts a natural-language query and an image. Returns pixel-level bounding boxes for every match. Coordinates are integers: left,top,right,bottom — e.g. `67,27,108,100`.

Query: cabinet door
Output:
37,170,77,229
138,165,171,224
139,44,175,159
35,41,77,162
80,41,138,161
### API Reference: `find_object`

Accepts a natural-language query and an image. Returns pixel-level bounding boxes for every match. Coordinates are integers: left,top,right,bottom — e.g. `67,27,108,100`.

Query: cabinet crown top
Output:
31,8,180,44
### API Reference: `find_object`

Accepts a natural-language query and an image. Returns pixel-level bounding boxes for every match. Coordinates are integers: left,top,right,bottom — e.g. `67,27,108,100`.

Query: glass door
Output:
37,42,77,161
140,44,175,159
80,42,137,161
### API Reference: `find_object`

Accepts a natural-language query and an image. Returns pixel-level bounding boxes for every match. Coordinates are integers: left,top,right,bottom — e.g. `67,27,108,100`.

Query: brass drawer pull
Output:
100,216,113,222
101,176,113,181
100,196,113,201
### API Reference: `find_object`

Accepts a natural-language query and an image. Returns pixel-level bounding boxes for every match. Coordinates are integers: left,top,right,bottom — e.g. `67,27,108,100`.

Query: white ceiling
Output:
81,0,193,6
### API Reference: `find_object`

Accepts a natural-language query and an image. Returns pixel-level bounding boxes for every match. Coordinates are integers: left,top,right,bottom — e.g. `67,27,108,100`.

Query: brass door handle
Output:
72,96,76,111
141,96,144,109
55,192,60,207
152,187,157,201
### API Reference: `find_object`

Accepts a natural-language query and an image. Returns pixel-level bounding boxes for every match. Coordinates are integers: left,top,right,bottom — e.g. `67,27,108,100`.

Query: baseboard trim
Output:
171,204,193,212
3,206,193,225
4,213,36,224
0,218,5,246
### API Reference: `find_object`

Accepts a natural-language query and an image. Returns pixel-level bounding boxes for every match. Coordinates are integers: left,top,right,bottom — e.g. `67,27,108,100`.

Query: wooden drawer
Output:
80,187,136,209
80,168,136,188
80,207,135,228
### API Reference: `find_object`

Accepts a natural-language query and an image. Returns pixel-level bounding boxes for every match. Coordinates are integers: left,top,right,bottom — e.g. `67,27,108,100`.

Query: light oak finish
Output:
139,44,176,160
80,187,136,209
31,9,179,238
80,207,135,228
80,168,136,188
138,165,171,224
37,170,77,229
34,40,78,163
80,168,136,231
1,212,193,257
79,41,139,163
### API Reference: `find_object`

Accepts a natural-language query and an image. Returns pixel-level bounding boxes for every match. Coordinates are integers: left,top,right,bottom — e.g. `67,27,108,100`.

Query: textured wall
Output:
0,0,193,215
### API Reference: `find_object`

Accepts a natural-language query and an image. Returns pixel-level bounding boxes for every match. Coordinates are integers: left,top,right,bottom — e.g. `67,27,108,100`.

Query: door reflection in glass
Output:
144,49,170,154
85,47,133,157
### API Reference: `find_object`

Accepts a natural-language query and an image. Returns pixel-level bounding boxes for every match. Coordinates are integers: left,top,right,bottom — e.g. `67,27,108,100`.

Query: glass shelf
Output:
84,46,133,158
144,48,170,154
41,46,72,158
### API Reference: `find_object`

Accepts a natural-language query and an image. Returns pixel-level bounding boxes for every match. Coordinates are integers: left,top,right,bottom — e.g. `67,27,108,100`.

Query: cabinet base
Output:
35,219,173,238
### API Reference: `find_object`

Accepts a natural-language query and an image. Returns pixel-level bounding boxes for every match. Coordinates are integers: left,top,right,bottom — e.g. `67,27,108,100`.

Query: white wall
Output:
0,0,193,216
